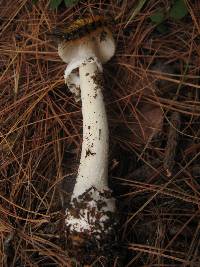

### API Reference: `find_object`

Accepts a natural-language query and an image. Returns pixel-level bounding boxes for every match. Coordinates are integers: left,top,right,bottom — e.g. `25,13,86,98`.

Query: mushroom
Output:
57,17,117,257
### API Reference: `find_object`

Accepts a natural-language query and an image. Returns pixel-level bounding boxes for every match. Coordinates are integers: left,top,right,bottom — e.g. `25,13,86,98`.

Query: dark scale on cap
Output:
90,21,96,29
49,16,110,42
72,31,81,39
64,33,71,40
77,27,87,36
95,20,103,28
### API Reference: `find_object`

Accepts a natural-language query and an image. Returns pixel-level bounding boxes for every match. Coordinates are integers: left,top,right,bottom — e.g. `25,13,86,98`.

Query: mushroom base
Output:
65,187,121,265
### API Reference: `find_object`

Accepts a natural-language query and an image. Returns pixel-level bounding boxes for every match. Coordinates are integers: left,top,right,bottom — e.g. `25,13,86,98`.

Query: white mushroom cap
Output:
58,24,115,99
58,27,116,66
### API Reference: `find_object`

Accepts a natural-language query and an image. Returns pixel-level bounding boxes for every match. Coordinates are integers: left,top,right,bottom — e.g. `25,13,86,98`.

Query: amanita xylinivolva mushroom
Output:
56,16,118,262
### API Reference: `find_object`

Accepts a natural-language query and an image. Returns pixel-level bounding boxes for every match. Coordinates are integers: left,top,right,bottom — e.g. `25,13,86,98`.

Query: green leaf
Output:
169,0,188,20
150,10,165,24
64,0,79,7
50,0,63,9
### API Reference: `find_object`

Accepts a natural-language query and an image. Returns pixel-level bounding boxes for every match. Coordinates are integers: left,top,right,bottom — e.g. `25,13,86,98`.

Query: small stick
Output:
163,111,181,177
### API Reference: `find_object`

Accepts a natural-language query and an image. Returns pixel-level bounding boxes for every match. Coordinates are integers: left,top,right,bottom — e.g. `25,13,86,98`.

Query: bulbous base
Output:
65,187,120,265
66,187,116,237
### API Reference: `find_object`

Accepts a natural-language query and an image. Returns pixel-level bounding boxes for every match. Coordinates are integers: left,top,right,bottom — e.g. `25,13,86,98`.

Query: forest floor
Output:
0,0,200,266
